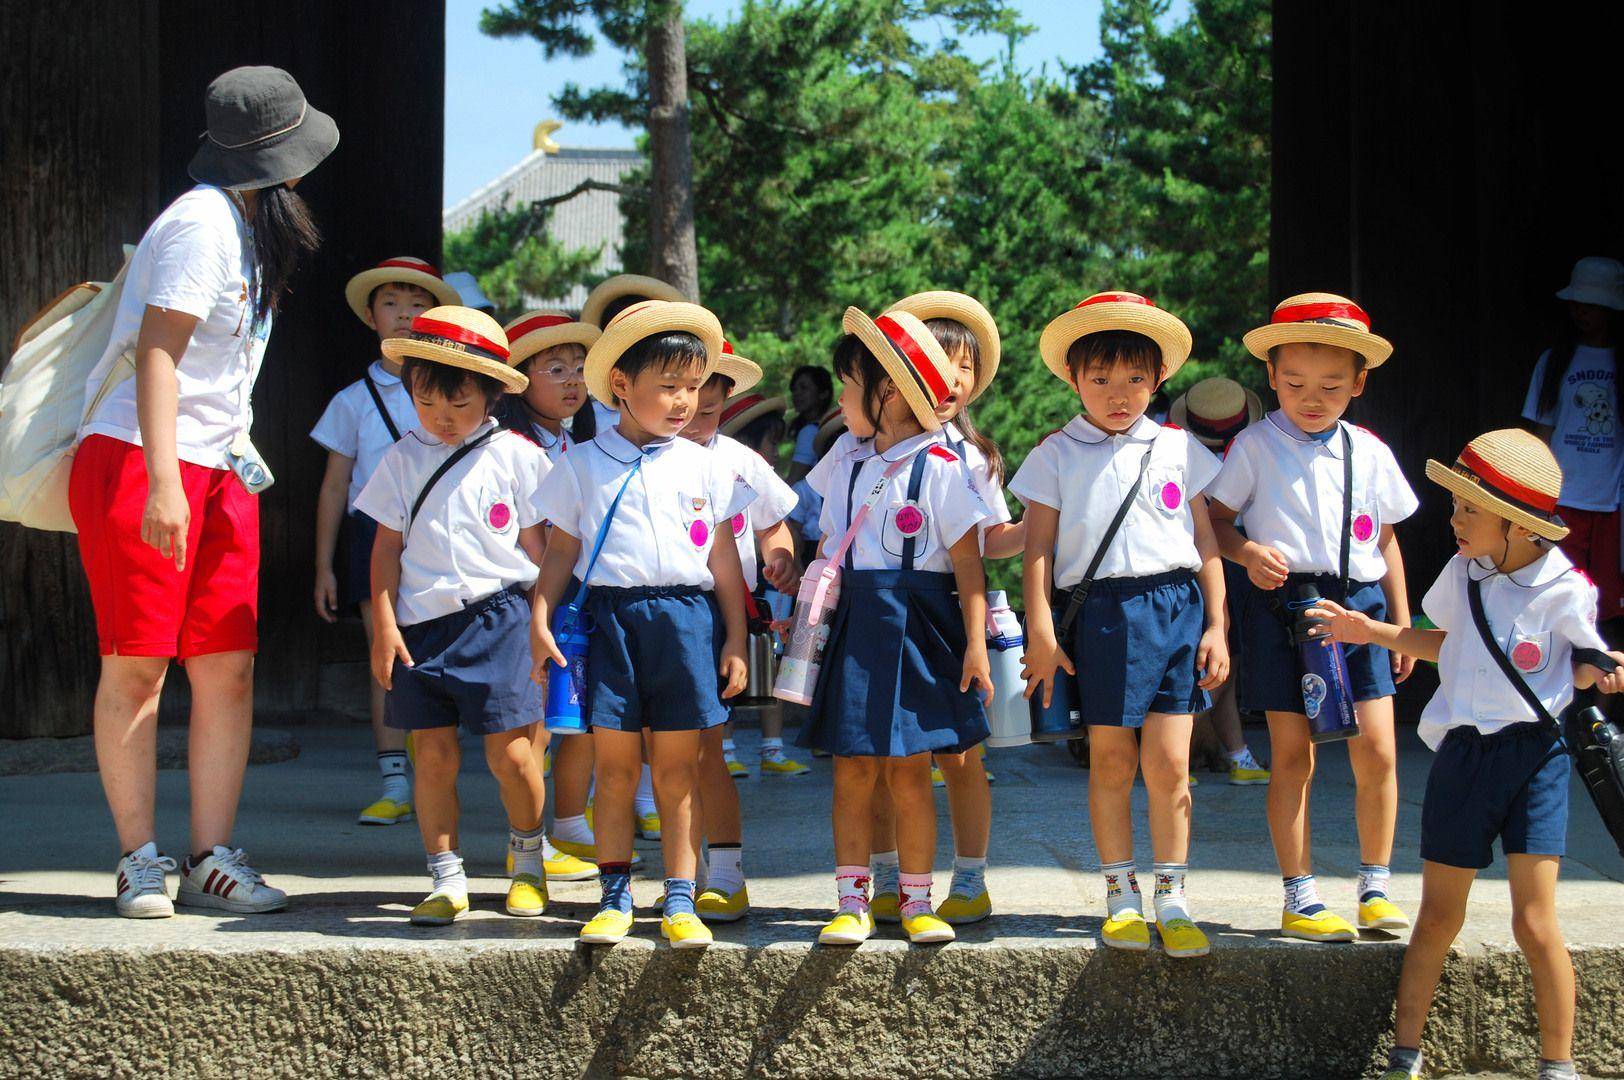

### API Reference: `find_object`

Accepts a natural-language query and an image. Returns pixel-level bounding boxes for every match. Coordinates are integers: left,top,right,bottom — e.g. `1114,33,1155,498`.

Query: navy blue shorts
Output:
338,510,378,610
1239,574,1395,715
1054,570,1211,728
1421,723,1570,869
386,584,541,736
585,585,729,733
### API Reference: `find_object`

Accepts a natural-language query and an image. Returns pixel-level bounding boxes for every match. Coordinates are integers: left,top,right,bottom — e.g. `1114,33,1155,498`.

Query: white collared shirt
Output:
354,418,552,626
806,429,869,498
1009,414,1221,585
1418,548,1608,749
1205,411,1419,581
810,423,1012,533
535,425,755,589
81,185,267,469
310,361,421,510
707,433,798,586
816,430,992,573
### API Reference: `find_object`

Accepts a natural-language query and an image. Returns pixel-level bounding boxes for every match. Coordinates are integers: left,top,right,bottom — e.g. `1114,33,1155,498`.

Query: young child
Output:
531,300,753,949
1168,376,1272,785
800,306,993,947
861,291,1016,927
355,306,553,926
497,311,604,884
311,256,460,826
678,348,801,921
1308,429,1624,1080
1205,292,1418,942
1014,292,1230,958
579,274,687,432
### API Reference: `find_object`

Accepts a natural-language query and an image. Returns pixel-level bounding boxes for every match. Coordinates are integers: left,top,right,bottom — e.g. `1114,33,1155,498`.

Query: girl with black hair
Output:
785,363,835,483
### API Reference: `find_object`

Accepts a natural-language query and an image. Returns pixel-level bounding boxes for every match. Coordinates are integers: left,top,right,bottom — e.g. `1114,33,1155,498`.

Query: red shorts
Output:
69,434,259,659
1557,504,1623,621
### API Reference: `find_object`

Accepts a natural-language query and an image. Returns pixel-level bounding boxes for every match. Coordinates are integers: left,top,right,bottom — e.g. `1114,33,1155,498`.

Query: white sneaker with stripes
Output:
176,846,289,913
115,842,176,919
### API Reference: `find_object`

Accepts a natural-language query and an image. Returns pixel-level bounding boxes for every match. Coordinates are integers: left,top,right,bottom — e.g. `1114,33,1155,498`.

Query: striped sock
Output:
1357,863,1391,903
663,878,696,918
870,850,900,896
1102,860,1142,918
950,855,987,900
377,751,410,803
1283,874,1325,916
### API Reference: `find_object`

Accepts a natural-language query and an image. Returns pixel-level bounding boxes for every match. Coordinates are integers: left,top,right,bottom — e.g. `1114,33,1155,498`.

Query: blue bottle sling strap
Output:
561,455,644,614
406,427,498,536
1266,425,1353,624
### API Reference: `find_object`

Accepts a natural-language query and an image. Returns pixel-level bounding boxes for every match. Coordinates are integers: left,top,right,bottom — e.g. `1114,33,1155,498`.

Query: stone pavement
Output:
2,714,1622,1078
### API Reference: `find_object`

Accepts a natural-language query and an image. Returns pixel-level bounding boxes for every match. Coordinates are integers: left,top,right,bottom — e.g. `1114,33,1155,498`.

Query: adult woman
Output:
784,364,834,484
69,66,337,918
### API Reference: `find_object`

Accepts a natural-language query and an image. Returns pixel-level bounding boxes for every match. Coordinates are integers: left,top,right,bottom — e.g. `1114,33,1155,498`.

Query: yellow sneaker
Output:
760,753,811,777
1187,774,1200,787
1281,908,1357,943
1227,753,1271,786
818,909,875,945
1101,910,1151,951
936,889,991,925
1155,917,1211,958
543,747,552,778
870,890,901,923
1357,896,1410,930
357,797,414,826
660,912,714,948
579,907,635,945
930,766,946,787
697,885,750,923
409,890,468,926
544,851,599,882
725,756,749,779
636,811,662,840
505,873,547,917
901,910,956,944
549,837,642,870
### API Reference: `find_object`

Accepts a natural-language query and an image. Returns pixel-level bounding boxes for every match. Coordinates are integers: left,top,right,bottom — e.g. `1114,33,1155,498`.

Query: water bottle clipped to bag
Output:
985,590,1032,748
1287,583,1359,744
773,558,838,706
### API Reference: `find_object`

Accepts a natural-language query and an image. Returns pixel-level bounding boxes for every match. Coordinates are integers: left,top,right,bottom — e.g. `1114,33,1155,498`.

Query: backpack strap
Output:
1339,424,1353,596
1466,575,1564,740
1054,436,1158,646
900,446,930,572
364,372,403,443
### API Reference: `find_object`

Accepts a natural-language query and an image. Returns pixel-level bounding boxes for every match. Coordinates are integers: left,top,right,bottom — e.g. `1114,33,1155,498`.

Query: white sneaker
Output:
176,846,289,913
115,842,176,919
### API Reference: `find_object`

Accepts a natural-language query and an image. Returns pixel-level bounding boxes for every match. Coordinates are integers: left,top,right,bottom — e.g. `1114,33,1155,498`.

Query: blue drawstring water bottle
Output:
1287,584,1359,743
544,605,591,735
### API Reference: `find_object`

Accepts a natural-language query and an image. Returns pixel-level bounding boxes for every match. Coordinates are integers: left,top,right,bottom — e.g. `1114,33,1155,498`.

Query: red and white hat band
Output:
1271,300,1370,331
721,394,766,425
375,257,441,279
507,313,574,339
873,314,949,405
1453,446,1559,517
409,315,509,362
1076,292,1156,310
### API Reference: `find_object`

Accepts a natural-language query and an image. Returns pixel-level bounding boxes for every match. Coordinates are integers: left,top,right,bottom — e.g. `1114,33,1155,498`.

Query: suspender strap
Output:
565,456,645,611
900,447,930,572
1054,438,1157,645
364,373,403,442
407,428,497,534
1339,425,1353,596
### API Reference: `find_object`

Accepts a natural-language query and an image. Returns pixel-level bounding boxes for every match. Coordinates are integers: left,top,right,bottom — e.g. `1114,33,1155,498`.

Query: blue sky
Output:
443,0,1110,208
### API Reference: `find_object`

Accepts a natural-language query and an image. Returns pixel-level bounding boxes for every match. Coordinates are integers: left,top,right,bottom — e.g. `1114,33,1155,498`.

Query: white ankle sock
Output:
761,737,785,758
1283,874,1325,915
721,738,737,755
377,751,410,803
509,825,544,879
836,865,870,914
1357,863,1391,902
554,813,594,846
1102,859,1142,918
870,850,900,895
951,855,987,899
707,843,744,893
1152,862,1191,923
427,850,467,899
898,871,933,918
634,765,657,816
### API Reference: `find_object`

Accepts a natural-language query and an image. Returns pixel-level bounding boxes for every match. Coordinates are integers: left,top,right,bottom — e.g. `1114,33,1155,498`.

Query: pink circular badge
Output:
1352,513,1376,543
732,512,748,538
487,502,512,530
895,504,925,536
1512,640,1543,672
689,519,710,547
1159,482,1183,511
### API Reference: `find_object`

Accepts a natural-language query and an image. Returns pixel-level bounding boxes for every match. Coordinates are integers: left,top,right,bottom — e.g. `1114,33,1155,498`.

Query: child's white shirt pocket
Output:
880,501,934,562
1508,628,1553,675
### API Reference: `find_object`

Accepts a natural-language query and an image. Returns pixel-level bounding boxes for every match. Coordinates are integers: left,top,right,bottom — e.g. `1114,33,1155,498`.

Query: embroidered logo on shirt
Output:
691,496,707,513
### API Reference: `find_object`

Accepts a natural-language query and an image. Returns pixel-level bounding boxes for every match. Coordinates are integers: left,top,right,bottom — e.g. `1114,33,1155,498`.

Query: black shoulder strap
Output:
1466,576,1561,737
408,428,497,534
363,373,403,443
900,446,930,572
1055,437,1158,639
1339,424,1353,594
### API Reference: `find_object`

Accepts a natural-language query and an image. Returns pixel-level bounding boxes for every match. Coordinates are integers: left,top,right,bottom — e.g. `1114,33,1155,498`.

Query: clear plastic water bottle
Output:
773,559,839,706
1287,584,1359,743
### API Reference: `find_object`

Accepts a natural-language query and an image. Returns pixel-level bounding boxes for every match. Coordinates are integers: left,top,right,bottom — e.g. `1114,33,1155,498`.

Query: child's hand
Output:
961,643,993,705
1020,632,1075,709
1243,542,1290,589
1196,624,1230,690
314,568,339,624
1594,650,1624,695
1393,650,1416,684
370,627,412,691
719,645,749,699
530,622,565,685
761,551,799,594
1302,599,1375,645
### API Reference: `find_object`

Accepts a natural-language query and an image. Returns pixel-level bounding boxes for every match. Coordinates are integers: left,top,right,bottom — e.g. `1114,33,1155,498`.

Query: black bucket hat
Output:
187,66,339,191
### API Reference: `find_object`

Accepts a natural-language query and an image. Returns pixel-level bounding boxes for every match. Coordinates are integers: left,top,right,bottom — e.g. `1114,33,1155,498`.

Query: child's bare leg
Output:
1139,714,1194,864
887,753,936,875
591,728,642,864
483,726,546,832
1508,853,1574,1062
359,602,407,755
1265,711,1316,876
698,725,741,844
1392,860,1476,1050
935,750,990,859
649,729,703,879
832,757,881,866
411,728,463,854
551,732,594,820
1088,727,1140,864
870,768,898,853
1347,697,1398,867
1207,675,1244,753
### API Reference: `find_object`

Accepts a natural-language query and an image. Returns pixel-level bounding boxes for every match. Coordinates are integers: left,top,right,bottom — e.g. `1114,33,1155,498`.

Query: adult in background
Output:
68,66,337,918
1523,256,1624,629
784,364,835,484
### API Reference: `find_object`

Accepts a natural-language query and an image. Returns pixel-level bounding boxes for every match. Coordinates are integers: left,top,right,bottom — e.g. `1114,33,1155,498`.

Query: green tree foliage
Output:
442,203,603,323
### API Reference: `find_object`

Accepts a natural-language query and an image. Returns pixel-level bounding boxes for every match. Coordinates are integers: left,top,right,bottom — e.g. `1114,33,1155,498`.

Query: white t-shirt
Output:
1206,411,1419,582
1521,345,1621,511
1009,415,1221,585
816,430,992,574
310,362,420,510
1418,548,1608,749
535,426,755,589
80,185,267,470
354,419,551,626
707,433,799,587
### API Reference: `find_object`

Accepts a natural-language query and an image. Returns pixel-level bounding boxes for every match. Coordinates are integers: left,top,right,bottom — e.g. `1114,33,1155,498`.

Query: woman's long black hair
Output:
1535,304,1624,420
247,184,322,329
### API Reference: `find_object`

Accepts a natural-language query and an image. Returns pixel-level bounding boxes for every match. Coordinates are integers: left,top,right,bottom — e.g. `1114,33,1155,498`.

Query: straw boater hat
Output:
1243,292,1393,368
711,340,763,396
187,66,339,191
345,257,462,324
1169,377,1264,450
812,404,847,457
584,300,724,406
841,307,955,432
719,393,786,437
1039,292,1193,386
1425,429,1568,542
885,291,1001,404
579,274,686,329
380,306,528,394
504,310,601,367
